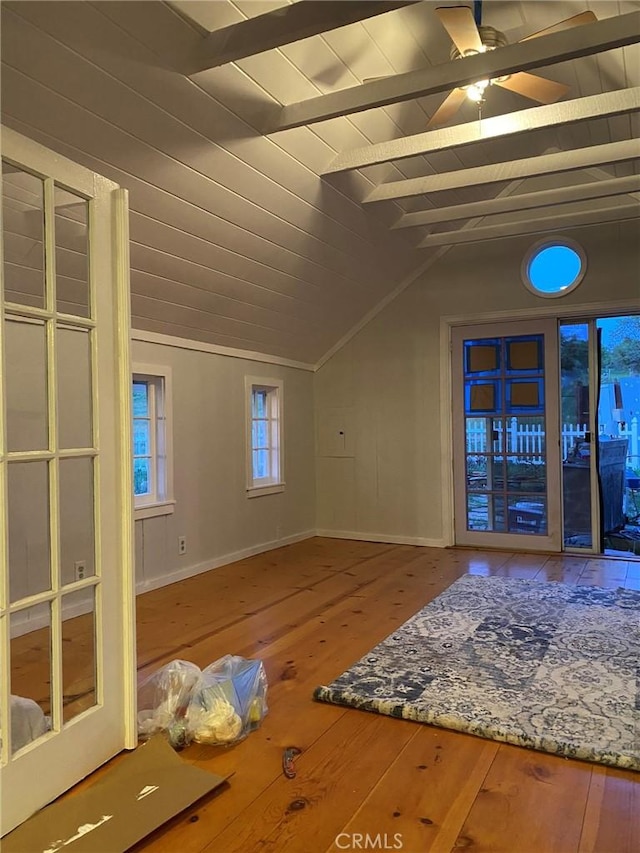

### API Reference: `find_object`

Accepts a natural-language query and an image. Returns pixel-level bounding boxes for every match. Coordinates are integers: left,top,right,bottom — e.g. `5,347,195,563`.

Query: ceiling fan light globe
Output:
466,79,489,102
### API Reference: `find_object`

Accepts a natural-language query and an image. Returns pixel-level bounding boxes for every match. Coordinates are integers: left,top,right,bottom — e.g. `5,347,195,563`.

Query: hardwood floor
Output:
122,538,638,853
14,538,638,851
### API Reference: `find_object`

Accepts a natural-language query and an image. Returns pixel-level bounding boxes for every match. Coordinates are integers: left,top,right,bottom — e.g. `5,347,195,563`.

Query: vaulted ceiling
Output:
1,1,638,365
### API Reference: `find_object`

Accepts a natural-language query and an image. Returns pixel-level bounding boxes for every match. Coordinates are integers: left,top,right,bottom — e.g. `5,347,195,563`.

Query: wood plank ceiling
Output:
1,1,638,365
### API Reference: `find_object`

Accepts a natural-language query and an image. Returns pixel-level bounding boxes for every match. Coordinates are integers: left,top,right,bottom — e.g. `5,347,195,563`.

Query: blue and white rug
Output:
314,575,640,770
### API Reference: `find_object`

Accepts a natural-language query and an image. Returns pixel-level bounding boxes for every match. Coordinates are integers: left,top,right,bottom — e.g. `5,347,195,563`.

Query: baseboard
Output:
136,529,317,594
13,528,440,636
315,529,447,548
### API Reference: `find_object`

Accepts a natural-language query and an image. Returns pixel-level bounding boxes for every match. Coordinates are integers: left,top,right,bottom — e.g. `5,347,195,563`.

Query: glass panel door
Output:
452,320,561,551
598,315,640,557
0,127,135,836
562,315,640,557
560,321,594,550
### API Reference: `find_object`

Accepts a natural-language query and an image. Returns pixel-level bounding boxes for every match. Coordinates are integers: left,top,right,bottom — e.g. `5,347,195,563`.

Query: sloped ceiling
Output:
1,1,638,366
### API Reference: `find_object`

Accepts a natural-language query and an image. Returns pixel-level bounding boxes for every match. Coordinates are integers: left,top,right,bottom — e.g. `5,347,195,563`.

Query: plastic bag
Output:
186,655,268,746
137,659,201,748
10,695,50,752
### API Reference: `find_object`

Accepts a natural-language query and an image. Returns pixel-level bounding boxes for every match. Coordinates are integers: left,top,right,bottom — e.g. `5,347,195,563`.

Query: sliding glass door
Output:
560,316,640,557
452,314,639,556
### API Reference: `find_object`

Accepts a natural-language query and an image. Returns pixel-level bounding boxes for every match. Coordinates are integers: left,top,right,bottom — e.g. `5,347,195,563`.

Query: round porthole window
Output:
522,238,586,298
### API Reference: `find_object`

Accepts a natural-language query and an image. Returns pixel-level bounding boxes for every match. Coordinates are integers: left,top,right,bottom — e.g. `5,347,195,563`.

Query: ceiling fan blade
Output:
494,72,569,104
520,11,597,42
435,6,483,54
427,87,468,128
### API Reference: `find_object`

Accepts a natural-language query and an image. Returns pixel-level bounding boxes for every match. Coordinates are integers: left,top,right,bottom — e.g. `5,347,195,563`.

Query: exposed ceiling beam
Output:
326,87,640,174
393,175,640,228
364,140,639,202
267,11,640,132
583,164,640,203
417,202,640,247
179,1,419,75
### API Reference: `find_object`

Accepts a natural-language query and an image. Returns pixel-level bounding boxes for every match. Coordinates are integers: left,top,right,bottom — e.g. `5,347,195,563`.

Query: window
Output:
522,238,586,298
132,364,174,519
246,376,284,496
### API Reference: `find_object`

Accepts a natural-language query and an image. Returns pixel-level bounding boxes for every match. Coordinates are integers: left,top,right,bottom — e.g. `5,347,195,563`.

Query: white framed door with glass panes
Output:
452,319,562,551
0,127,136,836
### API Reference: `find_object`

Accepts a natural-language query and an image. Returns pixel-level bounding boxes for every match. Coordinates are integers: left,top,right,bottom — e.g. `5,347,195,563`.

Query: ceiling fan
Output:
428,2,596,127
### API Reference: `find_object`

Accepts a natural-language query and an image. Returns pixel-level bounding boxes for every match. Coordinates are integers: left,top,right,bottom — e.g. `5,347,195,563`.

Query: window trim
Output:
521,236,587,299
132,363,175,520
245,375,284,497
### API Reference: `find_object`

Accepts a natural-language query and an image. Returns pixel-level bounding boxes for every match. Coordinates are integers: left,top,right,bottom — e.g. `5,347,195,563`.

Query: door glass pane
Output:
506,379,544,412
55,186,89,318
58,326,92,449
5,316,48,452
505,456,546,493
465,380,500,414
492,495,506,532
467,494,507,532
506,416,546,455
59,457,96,586
465,417,503,453
8,462,51,603
508,497,548,535
467,494,488,530
505,337,543,372
467,454,489,490
2,163,45,309
10,603,52,754
490,456,506,490
465,339,500,375
463,334,548,537
597,315,640,555
560,322,592,549
62,588,97,723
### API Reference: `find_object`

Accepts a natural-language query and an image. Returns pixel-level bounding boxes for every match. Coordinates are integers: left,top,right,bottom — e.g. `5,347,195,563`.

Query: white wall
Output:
132,338,316,591
5,218,636,599
6,324,315,610
314,219,640,545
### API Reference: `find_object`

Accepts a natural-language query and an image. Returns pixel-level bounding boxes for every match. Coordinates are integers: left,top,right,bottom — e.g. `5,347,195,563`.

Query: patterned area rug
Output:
314,575,640,770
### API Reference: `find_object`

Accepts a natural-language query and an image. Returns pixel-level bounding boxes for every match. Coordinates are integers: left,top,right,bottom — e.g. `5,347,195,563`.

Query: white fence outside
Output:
466,415,639,467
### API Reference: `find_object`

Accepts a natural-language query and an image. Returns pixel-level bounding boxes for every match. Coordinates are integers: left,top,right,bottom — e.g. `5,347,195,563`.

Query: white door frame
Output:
0,127,136,835
439,299,640,549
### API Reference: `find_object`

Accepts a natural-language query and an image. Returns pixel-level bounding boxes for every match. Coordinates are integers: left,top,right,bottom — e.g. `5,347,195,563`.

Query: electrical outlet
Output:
178,536,187,556
74,560,87,582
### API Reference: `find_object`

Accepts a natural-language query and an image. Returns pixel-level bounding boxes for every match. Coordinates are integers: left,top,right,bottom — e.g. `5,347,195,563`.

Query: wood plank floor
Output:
121,538,639,853
18,538,638,852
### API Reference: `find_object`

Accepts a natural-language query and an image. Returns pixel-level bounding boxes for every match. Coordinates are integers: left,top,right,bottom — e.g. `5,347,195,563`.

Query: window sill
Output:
246,483,285,498
134,500,176,520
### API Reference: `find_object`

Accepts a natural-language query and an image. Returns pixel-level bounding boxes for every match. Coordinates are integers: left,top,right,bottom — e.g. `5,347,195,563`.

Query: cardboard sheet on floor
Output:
2,736,228,853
